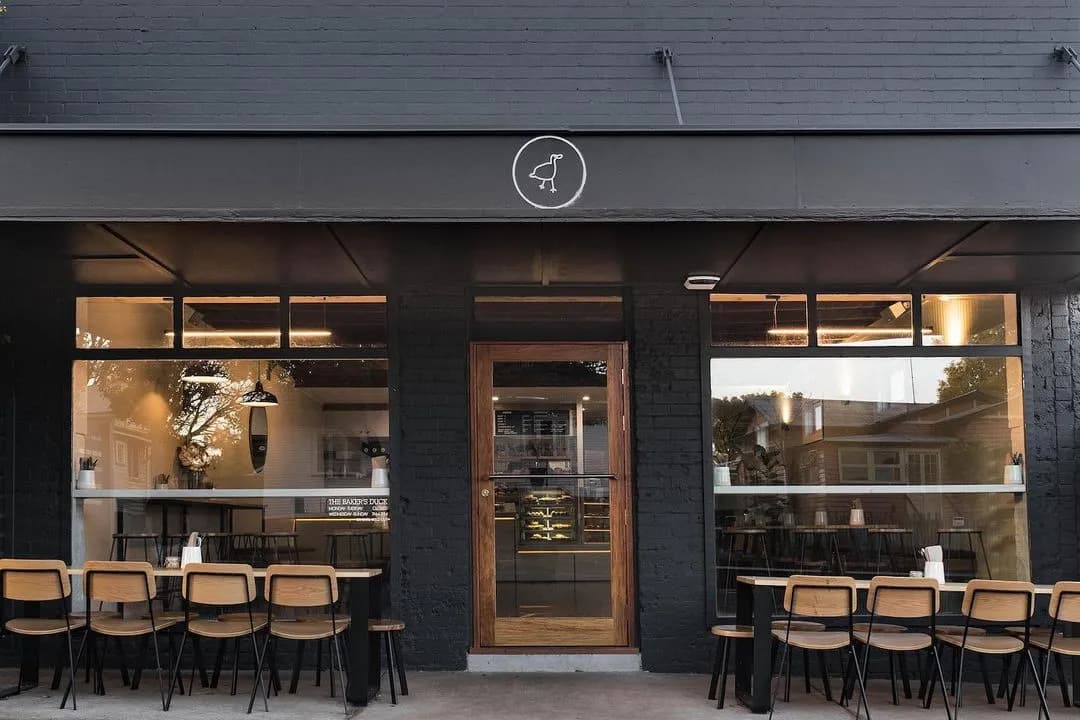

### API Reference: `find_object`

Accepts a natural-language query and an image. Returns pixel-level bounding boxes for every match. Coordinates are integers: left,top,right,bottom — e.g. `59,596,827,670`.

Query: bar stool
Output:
108,532,162,565
200,532,233,563
326,530,374,567
869,528,916,574
937,529,991,580
262,533,300,564
720,528,772,600
708,624,753,708
369,618,408,704
795,528,844,574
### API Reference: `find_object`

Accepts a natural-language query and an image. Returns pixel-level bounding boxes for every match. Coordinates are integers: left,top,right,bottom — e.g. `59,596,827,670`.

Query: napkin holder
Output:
181,532,202,568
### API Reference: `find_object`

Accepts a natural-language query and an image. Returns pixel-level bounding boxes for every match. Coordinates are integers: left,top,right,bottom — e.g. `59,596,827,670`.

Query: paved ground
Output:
0,670,1055,719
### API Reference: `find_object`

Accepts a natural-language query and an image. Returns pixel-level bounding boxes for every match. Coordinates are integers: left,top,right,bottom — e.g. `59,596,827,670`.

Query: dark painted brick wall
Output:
1,1,1079,127
631,283,709,672
1023,293,1080,584
390,284,472,670
0,240,72,562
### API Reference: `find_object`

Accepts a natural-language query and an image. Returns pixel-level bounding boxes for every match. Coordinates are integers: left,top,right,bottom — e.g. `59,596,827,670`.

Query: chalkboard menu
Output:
495,409,571,436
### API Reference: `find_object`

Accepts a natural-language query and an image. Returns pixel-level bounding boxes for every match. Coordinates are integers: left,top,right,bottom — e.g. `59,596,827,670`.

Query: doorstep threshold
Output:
467,649,642,673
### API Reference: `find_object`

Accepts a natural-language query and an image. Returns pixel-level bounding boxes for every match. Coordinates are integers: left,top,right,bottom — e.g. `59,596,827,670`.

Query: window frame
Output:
702,289,1026,619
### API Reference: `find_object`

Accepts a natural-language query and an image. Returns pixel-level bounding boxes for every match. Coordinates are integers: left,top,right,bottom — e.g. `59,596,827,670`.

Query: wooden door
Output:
471,343,633,648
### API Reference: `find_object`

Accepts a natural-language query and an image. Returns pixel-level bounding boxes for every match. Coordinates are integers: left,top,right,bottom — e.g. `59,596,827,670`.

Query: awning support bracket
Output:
653,47,684,126
0,45,25,78
1055,45,1080,73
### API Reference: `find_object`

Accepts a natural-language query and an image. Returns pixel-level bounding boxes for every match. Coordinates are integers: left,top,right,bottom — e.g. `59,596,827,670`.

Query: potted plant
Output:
77,456,98,489
177,441,221,489
1004,452,1024,485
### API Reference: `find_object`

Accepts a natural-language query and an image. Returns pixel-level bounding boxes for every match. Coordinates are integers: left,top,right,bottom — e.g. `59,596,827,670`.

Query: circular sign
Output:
512,135,586,210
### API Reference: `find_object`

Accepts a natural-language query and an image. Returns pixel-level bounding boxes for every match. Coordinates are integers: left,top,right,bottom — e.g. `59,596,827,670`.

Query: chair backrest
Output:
1049,581,1080,623
0,559,71,601
866,576,940,618
264,564,337,608
961,579,1034,623
84,560,156,603
783,575,857,617
182,563,256,606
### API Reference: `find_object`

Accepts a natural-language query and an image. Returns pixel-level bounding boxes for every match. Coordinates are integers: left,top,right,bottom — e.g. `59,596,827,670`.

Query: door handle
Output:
481,488,491,498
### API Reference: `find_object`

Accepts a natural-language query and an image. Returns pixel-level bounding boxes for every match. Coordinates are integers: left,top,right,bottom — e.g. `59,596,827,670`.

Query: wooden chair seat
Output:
369,618,405,632
188,618,268,639
853,622,906,634
771,620,825,632
90,616,178,637
270,618,351,641
1005,625,1059,638
217,612,270,623
854,629,932,653
936,632,1023,655
5,617,87,636
771,629,851,651
711,624,753,639
936,624,987,636
1031,635,1080,656
301,612,349,624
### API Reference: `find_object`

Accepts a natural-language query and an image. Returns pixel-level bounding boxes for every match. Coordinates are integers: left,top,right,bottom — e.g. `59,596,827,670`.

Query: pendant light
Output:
181,361,230,385
239,361,279,407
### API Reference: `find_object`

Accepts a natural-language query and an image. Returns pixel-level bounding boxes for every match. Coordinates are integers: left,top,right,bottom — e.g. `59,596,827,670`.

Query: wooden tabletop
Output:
68,567,382,579
737,575,1052,594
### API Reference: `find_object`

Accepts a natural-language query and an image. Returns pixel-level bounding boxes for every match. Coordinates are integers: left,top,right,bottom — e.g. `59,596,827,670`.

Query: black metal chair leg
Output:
802,649,811,695
898,650,913,699
210,639,226,688
50,638,66,690
977,653,994,704
383,633,397,705
315,638,322,687
290,640,305,694
231,638,241,696
708,637,723,700
717,636,732,709
889,651,899,705
1053,652,1072,707
997,654,1011,699
391,632,408,696
819,650,833,702
131,635,149,690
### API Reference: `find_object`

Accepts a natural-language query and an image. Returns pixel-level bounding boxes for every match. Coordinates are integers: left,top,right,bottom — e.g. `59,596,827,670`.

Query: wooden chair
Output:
251,564,350,715
770,575,868,720
932,579,1048,720
708,624,753,708
63,560,178,711
369,618,408,704
852,576,952,717
0,559,85,709
165,563,269,711
769,620,826,701
1030,581,1080,709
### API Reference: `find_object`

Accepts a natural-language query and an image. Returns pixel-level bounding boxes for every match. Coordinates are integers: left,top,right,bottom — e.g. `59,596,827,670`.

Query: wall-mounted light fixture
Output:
684,273,721,291
1055,46,1080,73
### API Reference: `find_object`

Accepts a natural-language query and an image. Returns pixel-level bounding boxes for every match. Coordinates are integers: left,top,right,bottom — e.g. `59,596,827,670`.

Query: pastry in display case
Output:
519,487,577,545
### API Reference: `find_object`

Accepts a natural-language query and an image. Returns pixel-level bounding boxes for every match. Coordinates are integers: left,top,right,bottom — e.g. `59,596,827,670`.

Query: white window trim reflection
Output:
714,484,1024,495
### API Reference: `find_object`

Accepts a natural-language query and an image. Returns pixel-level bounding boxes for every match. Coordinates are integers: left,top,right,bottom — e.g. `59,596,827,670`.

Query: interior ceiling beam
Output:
71,253,142,261
951,251,1080,257
716,223,767,285
97,223,189,287
325,224,372,289
896,221,989,287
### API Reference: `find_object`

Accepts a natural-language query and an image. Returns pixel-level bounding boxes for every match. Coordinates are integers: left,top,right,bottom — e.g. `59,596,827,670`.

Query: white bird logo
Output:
529,153,563,193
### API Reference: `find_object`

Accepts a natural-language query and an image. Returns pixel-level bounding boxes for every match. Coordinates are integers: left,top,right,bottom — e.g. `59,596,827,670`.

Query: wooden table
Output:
733,575,1056,714
15,567,383,707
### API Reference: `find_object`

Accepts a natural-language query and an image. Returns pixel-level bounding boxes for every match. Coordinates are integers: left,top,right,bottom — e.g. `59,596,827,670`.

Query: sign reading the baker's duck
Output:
512,135,587,210
326,496,389,520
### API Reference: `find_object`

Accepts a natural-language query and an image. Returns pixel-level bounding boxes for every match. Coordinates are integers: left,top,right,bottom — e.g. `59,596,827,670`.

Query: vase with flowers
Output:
177,441,221,489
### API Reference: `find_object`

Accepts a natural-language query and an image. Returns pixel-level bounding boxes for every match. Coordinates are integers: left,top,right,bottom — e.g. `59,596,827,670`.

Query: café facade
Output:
0,128,1079,674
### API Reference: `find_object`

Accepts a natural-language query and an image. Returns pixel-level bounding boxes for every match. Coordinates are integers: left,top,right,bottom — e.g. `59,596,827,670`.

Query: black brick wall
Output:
1022,293,1080,583
0,240,72,562
630,283,710,672
390,284,472,670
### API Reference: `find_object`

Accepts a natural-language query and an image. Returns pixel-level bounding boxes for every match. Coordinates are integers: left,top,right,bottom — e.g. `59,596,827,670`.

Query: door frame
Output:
470,342,636,650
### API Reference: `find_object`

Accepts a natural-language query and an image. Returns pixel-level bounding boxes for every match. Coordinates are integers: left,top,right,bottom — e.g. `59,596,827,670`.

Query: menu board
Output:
495,409,571,436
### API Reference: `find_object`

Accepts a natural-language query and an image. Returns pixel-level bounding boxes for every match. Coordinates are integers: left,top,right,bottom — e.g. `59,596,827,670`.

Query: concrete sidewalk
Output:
0,670,1054,720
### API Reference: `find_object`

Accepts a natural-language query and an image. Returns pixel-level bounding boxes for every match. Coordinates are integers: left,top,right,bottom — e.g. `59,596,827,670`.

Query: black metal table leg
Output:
734,580,773,713
346,575,381,705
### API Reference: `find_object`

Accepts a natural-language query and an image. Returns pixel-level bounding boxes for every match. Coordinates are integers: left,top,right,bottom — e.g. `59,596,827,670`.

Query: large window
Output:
72,296,389,571
709,293,1026,616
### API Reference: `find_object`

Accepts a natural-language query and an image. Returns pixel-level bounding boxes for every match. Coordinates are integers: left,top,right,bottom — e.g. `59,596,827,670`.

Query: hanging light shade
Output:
239,380,279,407
181,361,229,385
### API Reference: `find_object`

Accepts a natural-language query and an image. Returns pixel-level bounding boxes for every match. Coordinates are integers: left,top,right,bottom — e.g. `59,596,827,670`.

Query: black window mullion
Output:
172,295,183,350
911,293,924,348
806,292,819,349
280,294,290,349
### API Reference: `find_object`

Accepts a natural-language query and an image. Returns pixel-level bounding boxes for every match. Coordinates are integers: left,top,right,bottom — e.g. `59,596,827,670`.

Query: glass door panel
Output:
472,345,630,648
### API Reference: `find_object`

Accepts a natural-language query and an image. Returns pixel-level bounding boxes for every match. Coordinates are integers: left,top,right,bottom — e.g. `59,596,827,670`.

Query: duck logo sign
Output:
512,135,586,210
